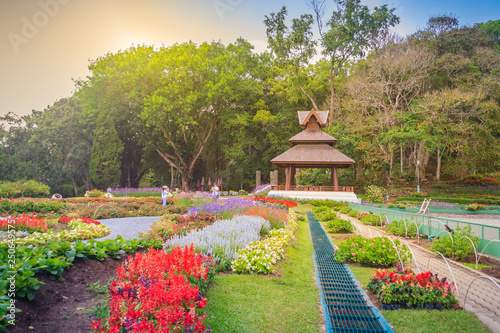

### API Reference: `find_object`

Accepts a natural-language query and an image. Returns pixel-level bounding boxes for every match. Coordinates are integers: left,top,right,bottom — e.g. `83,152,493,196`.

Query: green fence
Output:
349,203,500,258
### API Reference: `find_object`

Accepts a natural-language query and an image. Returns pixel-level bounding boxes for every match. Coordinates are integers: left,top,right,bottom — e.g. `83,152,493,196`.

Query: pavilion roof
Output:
289,129,337,146
271,144,355,168
297,110,329,128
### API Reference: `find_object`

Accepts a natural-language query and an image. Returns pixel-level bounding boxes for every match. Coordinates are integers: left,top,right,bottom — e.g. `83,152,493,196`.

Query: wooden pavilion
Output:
271,109,355,192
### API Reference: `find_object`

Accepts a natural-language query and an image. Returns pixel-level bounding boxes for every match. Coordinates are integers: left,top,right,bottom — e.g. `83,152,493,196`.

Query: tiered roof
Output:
271,109,354,168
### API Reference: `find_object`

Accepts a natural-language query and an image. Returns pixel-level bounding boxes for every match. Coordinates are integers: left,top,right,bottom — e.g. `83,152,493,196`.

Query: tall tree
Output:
311,0,399,124
89,112,124,190
140,40,261,190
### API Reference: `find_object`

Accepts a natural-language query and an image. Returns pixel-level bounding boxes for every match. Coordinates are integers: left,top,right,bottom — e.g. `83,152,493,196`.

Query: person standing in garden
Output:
211,182,219,196
161,185,169,205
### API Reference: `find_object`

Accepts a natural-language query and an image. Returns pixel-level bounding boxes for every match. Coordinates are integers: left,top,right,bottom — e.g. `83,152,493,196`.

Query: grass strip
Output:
204,207,323,333
346,264,490,333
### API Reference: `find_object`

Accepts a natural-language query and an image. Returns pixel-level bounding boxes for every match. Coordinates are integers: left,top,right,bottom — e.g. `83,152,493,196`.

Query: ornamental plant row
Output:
335,235,411,267
0,214,48,233
248,196,298,208
367,265,458,310
164,215,271,266
91,245,214,333
232,210,298,274
2,220,111,246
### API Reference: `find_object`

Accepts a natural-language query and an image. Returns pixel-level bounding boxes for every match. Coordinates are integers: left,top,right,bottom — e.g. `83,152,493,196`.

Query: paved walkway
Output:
96,216,162,240
340,213,500,333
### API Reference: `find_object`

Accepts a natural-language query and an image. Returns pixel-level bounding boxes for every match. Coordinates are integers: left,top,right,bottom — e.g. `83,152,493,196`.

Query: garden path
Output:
96,216,162,240
341,213,500,333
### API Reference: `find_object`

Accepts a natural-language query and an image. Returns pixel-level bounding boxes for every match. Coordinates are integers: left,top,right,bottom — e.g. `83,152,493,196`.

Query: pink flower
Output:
352,253,356,256
382,245,386,248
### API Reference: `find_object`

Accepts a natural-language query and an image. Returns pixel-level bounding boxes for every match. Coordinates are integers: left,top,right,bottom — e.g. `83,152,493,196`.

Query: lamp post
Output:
417,160,420,193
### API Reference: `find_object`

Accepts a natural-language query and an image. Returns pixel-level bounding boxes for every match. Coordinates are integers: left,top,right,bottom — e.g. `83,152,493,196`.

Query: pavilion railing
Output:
270,185,354,192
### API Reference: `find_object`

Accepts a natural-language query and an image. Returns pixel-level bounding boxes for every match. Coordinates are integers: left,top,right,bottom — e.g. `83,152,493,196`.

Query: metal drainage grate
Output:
308,212,393,333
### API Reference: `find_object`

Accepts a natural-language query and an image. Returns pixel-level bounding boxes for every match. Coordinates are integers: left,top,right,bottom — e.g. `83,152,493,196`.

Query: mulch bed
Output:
7,252,142,333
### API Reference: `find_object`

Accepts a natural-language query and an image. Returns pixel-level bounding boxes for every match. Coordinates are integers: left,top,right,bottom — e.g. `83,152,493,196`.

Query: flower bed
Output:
187,196,257,216
58,217,101,225
148,212,218,240
248,196,298,208
164,215,271,266
241,206,288,229
232,210,298,274
335,235,410,267
108,187,162,197
2,220,110,246
0,198,66,214
387,203,417,209
91,246,214,333
0,214,47,233
367,265,458,310
465,203,485,211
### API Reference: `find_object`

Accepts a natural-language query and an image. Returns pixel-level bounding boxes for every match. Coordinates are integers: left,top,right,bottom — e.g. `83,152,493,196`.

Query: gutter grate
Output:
308,212,394,333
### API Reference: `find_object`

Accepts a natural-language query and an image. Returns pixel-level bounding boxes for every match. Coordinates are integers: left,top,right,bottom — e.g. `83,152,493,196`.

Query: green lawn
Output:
344,257,490,333
204,208,323,332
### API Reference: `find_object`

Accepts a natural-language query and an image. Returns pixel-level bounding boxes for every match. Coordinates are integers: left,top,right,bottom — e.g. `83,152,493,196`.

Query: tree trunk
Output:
355,157,363,181
388,149,394,184
400,146,404,176
180,172,188,192
170,166,175,189
436,147,441,181
71,177,78,197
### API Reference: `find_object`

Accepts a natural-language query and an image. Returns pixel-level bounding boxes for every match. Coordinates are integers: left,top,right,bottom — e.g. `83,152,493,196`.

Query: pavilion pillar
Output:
285,165,295,191
332,166,338,191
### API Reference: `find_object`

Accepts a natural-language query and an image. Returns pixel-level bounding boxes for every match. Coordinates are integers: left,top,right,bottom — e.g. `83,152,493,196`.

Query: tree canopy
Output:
1,12,499,194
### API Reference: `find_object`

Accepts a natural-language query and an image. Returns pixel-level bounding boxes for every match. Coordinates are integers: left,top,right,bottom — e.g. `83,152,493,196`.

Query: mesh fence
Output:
349,203,500,258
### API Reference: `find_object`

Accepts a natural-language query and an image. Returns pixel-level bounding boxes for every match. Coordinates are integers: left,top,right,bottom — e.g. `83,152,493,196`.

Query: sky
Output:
1,0,499,118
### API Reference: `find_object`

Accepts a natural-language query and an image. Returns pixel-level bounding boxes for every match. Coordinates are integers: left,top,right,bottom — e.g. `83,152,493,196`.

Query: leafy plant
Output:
365,185,387,203
326,218,353,233
431,226,479,261
359,213,386,226
335,235,410,267
348,209,360,217
385,219,418,238
465,203,485,211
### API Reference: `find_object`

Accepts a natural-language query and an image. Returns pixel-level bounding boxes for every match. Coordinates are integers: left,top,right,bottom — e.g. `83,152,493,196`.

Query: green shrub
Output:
339,206,352,214
348,209,359,217
87,189,105,198
0,180,50,198
312,206,337,221
431,226,479,261
326,218,353,233
335,235,410,266
365,185,386,203
310,200,343,208
385,219,418,238
359,213,385,226
0,199,66,214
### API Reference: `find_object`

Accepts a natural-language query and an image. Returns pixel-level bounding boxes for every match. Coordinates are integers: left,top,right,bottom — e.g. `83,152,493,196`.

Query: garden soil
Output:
7,252,143,333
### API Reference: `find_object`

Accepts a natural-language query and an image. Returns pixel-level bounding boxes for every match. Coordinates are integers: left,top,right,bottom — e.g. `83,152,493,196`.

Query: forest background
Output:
1,0,499,196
